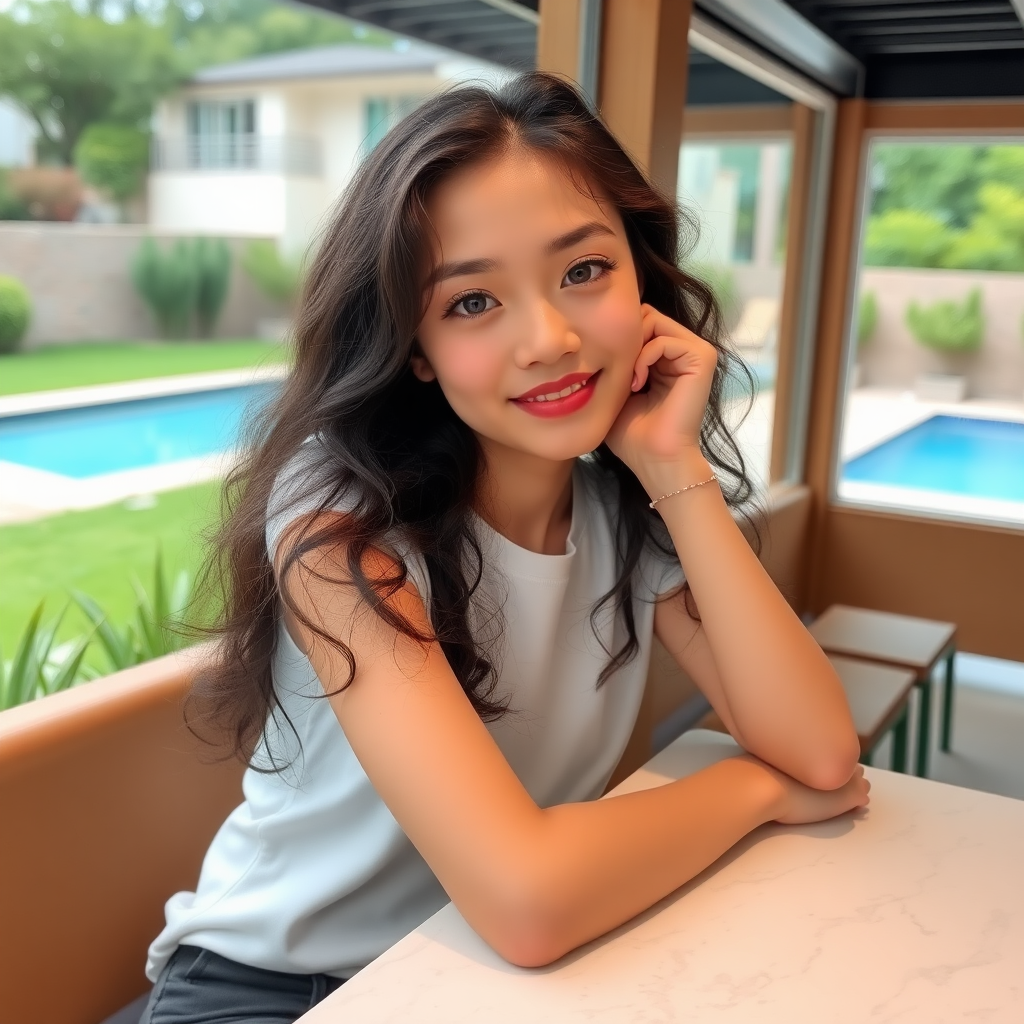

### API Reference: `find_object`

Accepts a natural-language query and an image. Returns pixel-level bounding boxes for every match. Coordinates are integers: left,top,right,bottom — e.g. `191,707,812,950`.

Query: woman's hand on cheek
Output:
605,304,718,492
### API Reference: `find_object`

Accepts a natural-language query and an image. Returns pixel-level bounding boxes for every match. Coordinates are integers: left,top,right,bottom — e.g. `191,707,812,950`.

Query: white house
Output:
0,97,37,167
149,41,502,253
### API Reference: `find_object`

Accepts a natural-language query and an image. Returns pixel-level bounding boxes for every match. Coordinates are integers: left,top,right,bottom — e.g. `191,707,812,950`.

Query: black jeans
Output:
139,945,346,1024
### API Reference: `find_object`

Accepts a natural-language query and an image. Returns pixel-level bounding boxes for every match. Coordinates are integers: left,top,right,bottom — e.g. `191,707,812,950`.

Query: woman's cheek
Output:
592,302,644,365
437,343,506,417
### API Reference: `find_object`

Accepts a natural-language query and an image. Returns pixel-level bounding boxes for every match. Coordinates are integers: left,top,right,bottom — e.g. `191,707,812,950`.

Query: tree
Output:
870,144,986,230
161,0,392,68
0,1,182,165
74,122,149,204
863,209,952,269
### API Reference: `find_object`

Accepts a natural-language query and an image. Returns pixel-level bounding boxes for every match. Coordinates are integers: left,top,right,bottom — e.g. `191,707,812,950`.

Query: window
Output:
186,99,257,169
836,139,1024,527
678,127,795,491
363,96,426,154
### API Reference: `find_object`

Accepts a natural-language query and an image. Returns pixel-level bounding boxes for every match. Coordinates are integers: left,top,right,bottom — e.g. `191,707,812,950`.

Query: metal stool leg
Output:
915,677,932,778
891,706,909,774
941,648,956,752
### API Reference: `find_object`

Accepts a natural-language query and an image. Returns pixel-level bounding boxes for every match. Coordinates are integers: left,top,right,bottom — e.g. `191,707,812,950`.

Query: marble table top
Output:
299,730,1024,1023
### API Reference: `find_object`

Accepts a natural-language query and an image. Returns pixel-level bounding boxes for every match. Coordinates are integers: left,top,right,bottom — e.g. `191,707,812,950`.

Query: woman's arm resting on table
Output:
609,307,860,792
652,459,861,792
278,518,868,969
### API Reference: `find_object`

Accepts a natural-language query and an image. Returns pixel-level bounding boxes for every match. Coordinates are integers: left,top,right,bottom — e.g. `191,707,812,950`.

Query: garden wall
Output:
0,223,286,346
857,268,1024,400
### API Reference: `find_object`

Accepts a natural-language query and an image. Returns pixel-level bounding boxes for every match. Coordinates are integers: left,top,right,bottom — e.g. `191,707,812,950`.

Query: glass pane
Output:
678,126,793,492
837,140,1024,526
364,97,393,154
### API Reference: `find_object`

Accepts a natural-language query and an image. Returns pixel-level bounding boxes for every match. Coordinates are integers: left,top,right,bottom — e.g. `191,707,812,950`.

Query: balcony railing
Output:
152,135,322,176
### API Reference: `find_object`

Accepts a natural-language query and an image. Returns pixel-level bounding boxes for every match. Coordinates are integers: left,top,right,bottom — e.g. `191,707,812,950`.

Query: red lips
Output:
512,372,594,402
510,371,600,418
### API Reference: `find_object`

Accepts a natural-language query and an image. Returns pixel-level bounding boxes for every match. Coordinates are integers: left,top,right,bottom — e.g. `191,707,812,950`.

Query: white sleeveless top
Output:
147,451,684,982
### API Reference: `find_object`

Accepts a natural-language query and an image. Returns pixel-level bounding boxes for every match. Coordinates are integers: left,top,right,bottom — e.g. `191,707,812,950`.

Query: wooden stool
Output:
809,605,957,778
828,655,916,772
693,656,914,772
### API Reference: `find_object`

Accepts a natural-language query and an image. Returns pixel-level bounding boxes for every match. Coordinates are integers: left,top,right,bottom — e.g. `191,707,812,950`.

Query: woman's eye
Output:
449,292,497,317
563,260,609,287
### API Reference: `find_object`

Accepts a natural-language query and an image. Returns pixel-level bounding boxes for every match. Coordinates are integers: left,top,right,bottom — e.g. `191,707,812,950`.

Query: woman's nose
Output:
514,300,581,368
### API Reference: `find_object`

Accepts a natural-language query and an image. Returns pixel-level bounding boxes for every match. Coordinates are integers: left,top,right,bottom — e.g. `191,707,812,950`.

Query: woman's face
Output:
414,150,644,465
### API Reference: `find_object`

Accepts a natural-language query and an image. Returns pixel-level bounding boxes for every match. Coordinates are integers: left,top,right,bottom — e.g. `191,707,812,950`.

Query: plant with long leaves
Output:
0,603,93,711
73,551,193,673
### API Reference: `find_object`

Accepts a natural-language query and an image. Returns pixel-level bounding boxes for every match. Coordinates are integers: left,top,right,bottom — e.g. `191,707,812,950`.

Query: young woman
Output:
139,73,867,1024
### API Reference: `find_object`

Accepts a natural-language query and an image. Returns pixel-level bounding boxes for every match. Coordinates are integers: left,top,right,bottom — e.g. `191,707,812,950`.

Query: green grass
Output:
0,483,223,668
0,339,289,396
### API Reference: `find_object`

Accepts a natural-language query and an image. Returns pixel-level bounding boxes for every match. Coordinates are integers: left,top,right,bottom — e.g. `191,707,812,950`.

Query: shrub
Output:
0,274,32,353
241,240,302,306
131,237,196,338
857,291,877,347
194,237,232,336
0,168,31,220
906,288,984,354
74,122,150,205
941,229,1024,273
6,166,83,221
863,209,952,268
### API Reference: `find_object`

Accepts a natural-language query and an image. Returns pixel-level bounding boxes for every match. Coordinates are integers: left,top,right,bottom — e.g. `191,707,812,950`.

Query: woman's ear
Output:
410,345,437,382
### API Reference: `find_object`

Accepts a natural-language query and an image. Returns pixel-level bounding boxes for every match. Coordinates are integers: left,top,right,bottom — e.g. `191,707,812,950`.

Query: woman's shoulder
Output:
266,436,357,561
265,438,429,589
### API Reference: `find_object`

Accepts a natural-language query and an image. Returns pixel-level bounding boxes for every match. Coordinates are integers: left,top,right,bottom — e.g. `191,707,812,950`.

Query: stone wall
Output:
0,223,287,346
857,268,1024,400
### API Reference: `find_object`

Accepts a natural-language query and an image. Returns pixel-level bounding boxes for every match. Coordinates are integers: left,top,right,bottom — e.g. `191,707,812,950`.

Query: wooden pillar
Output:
770,102,816,483
803,98,867,610
538,0,693,198
536,0,581,79
598,0,692,196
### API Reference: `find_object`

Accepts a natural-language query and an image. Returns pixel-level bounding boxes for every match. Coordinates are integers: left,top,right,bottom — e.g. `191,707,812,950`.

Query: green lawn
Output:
0,483,222,666
0,339,289,396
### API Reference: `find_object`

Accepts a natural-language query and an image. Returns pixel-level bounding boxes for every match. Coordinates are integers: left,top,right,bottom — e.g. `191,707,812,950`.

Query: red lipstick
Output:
510,371,600,418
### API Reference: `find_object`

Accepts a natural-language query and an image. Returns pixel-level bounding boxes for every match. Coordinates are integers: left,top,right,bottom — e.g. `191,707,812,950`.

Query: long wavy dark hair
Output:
189,72,757,766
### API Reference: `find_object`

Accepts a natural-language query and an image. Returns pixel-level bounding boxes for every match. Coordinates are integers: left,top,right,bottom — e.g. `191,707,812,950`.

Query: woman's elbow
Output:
802,732,862,791
469,869,577,968
490,926,569,969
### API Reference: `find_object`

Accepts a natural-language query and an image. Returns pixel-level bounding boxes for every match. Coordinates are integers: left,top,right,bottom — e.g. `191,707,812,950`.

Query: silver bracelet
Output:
648,472,718,509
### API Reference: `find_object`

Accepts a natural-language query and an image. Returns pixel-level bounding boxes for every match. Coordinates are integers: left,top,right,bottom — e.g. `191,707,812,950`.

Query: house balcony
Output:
152,134,323,177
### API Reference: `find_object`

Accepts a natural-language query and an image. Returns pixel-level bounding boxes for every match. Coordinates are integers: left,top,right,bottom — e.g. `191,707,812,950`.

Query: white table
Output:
300,731,1024,1023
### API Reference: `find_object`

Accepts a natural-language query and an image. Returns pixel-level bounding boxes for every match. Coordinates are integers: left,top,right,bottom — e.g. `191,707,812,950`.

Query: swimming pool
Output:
0,383,278,478
841,415,1024,503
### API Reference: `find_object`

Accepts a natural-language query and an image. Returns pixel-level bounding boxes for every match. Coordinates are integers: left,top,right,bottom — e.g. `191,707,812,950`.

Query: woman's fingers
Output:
631,332,717,392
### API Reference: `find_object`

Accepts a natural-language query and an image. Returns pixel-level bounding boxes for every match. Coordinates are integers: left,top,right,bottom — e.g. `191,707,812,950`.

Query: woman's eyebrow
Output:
426,221,616,290
428,257,498,288
546,221,616,254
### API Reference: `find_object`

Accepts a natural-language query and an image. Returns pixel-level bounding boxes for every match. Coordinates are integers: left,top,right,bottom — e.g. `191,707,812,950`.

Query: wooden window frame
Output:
804,100,1024,660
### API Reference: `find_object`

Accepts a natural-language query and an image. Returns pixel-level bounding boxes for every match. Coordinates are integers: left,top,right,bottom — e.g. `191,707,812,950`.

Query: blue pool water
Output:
0,383,278,478
842,415,1024,502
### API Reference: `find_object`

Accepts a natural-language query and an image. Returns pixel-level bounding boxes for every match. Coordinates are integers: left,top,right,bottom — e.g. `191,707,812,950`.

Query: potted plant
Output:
851,290,877,389
905,288,984,402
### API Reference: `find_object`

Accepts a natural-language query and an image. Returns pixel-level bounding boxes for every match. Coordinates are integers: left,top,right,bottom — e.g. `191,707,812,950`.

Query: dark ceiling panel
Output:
302,0,539,68
302,0,1023,99
785,0,1023,95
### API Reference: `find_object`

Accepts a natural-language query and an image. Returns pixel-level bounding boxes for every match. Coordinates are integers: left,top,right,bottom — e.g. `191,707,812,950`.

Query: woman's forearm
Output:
645,453,859,789
490,757,780,967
